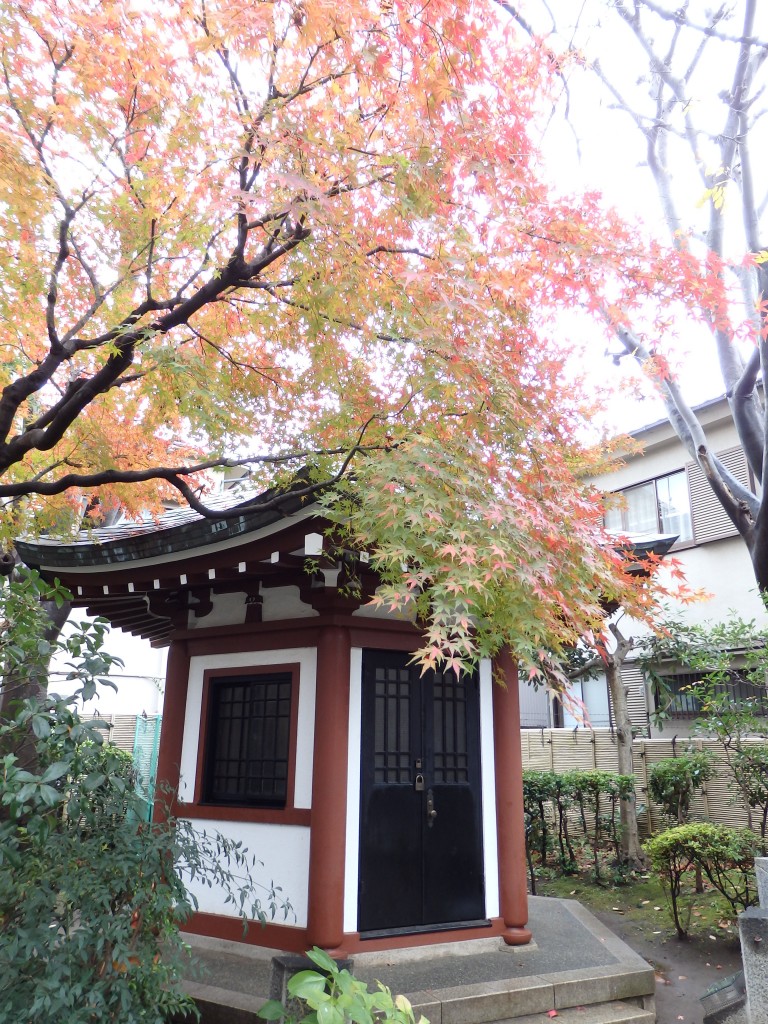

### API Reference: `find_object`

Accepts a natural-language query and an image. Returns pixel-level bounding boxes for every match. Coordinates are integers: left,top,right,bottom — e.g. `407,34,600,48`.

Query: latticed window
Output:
657,671,768,719
204,672,292,806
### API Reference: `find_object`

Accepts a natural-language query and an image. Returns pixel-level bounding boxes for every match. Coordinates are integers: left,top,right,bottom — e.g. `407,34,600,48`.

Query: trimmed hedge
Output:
522,770,635,889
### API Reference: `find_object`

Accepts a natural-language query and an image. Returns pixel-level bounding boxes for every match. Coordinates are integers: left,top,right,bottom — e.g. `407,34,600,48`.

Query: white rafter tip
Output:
304,532,323,556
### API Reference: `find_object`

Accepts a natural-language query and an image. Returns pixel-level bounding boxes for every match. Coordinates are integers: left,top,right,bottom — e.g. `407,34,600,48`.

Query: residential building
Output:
519,395,768,736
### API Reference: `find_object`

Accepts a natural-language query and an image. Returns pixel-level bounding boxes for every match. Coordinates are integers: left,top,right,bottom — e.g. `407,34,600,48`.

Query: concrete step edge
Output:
492,1002,654,1024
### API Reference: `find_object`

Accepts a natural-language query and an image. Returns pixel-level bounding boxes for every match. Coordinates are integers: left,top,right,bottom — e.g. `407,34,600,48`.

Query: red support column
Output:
492,647,532,945
153,639,189,819
306,625,351,953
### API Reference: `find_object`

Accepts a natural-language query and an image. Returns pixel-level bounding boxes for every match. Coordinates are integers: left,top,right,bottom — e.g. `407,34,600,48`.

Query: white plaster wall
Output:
343,648,363,934
478,659,500,919
261,586,319,622
180,819,310,927
176,646,317,926
186,586,320,630
179,647,317,806
188,591,249,630
622,537,767,638
591,415,741,492
591,410,768,634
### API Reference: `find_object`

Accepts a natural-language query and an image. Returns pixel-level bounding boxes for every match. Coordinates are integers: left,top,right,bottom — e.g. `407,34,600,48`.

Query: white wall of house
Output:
582,397,768,736
591,401,767,632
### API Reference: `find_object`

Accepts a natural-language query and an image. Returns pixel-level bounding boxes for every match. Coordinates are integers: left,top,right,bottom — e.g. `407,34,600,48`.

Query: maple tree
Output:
0,0,686,673
503,0,768,590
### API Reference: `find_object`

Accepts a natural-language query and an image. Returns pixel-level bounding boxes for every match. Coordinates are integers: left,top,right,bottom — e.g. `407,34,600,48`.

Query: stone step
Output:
180,989,656,1024
496,1002,654,1024
180,994,655,1024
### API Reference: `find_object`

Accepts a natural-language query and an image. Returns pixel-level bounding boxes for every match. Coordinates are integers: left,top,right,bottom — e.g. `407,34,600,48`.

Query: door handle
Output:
426,789,437,827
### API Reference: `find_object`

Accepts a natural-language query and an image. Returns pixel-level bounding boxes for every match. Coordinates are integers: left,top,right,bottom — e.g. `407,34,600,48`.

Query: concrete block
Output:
405,992,443,1024
438,976,554,1024
701,970,746,1024
490,1003,654,1024
550,963,655,1010
739,906,768,1023
755,858,768,909
269,954,353,1022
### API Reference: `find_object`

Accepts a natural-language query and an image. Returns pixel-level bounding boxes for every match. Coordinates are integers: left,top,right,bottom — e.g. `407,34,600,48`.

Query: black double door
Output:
358,649,486,935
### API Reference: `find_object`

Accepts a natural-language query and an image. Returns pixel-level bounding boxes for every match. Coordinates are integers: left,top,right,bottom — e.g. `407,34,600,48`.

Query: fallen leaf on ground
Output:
547,1011,558,1019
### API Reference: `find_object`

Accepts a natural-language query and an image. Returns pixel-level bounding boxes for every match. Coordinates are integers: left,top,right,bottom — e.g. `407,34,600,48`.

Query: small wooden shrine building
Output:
18,491,531,955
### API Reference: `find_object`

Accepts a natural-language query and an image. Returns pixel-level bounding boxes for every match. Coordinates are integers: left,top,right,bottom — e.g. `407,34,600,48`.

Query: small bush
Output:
646,822,759,938
648,751,714,825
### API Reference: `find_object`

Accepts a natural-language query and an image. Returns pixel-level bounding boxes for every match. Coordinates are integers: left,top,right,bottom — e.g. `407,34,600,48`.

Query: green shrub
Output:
522,769,635,884
646,822,759,938
0,570,287,1023
259,947,427,1024
731,744,768,853
648,751,714,824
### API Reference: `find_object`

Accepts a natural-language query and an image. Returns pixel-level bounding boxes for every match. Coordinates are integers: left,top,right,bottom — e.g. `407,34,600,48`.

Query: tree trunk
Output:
0,594,71,772
605,632,648,870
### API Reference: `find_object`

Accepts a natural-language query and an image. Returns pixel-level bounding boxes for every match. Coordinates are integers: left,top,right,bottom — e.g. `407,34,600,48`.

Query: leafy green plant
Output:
638,615,768,833
648,751,714,825
259,947,428,1024
646,823,759,939
551,772,578,874
522,770,558,892
637,615,768,738
522,769,635,886
568,771,635,882
0,569,287,1023
730,744,768,854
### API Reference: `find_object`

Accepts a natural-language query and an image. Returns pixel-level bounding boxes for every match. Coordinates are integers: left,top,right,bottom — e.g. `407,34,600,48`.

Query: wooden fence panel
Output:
520,728,764,836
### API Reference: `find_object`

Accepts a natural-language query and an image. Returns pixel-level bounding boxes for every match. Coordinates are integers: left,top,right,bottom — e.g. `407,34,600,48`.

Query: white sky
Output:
519,0,768,434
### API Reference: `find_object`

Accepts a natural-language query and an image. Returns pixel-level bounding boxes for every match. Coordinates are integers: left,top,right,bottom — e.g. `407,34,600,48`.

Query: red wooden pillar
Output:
306,625,351,953
153,639,189,818
492,647,532,945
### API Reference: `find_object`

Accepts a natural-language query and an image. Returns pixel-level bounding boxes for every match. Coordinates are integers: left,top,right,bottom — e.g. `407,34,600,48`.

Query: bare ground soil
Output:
589,904,742,1024
536,874,745,1024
